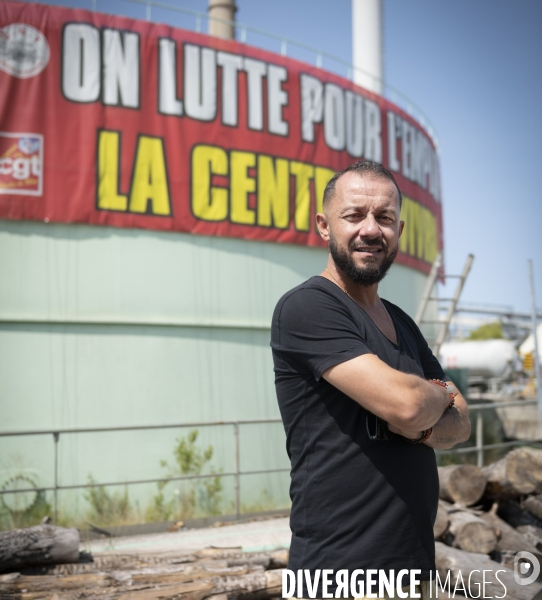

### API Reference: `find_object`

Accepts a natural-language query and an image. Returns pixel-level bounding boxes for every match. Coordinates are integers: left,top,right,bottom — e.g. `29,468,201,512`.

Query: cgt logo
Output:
514,551,540,586
0,132,43,196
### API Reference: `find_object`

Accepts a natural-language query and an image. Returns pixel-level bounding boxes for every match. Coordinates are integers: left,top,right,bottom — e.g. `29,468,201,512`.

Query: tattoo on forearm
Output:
435,436,456,445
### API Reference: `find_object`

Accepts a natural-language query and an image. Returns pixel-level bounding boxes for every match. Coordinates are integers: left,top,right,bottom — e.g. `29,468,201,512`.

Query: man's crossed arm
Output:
322,353,471,450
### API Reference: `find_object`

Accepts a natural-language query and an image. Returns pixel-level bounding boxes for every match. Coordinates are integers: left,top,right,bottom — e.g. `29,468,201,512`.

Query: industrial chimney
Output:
352,0,383,94
208,0,237,40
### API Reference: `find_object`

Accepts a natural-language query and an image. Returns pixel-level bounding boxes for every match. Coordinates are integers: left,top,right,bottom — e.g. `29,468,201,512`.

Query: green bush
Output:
84,476,132,527
468,322,503,340
146,429,223,522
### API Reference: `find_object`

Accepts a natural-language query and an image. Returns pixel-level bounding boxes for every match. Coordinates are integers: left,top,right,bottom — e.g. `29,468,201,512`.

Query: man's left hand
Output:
389,380,470,450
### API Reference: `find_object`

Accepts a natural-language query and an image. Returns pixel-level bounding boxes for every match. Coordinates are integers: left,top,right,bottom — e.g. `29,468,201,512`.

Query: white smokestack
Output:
352,0,383,94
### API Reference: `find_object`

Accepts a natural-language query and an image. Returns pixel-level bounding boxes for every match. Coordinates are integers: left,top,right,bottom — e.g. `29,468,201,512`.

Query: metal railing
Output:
438,398,542,467
32,0,439,148
1,400,541,526
0,418,287,525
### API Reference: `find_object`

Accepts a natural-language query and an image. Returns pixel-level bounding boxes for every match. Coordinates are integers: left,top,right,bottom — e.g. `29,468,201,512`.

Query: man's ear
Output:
398,220,405,239
316,213,330,241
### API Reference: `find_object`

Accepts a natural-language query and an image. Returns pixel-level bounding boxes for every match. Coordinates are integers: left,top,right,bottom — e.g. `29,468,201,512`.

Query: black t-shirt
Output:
270,276,446,589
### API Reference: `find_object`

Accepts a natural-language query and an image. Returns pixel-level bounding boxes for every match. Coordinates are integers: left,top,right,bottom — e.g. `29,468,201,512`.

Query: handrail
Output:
2,400,540,527
0,419,287,524
437,399,541,467
0,315,272,330
0,418,282,438
37,0,439,148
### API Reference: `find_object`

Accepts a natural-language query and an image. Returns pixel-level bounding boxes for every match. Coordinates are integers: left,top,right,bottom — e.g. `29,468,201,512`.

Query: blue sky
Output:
212,0,542,315
29,0,542,314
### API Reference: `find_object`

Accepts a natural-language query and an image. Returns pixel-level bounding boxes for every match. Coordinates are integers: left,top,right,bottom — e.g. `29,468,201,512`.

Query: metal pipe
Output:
468,399,537,410
0,417,283,437
415,252,442,325
53,432,59,525
208,0,236,40
0,315,272,331
0,468,291,496
455,306,542,320
281,39,287,56
0,472,242,495
434,254,474,355
234,422,240,521
476,413,483,468
528,260,542,423
439,436,542,454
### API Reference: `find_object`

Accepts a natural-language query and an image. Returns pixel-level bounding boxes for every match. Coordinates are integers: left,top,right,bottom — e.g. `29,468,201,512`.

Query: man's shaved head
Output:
322,160,402,212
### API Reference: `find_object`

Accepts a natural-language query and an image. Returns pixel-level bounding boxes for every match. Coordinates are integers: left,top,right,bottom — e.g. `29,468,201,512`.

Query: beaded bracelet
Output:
406,427,433,444
428,378,457,410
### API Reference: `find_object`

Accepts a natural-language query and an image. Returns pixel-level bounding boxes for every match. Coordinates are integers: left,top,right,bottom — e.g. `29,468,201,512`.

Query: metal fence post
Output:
234,422,240,520
53,432,59,524
476,412,484,468
280,39,287,57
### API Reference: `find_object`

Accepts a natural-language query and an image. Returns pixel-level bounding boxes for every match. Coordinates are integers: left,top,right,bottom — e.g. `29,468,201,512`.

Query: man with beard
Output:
270,160,470,599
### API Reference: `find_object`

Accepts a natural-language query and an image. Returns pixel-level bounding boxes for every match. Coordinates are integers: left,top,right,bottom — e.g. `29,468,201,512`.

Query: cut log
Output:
434,501,450,539
523,447,542,475
517,525,542,550
438,464,487,506
0,571,114,592
480,506,542,560
0,525,80,572
444,510,497,554
435,541,542,600
524,495,542,521
483,448,542,499
269,549,288,568
498,499,542,529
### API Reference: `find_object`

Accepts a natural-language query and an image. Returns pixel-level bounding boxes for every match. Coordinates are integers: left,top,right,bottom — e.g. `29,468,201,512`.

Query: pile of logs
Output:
0,545,287,599
435,447,542,599
2,447,542,598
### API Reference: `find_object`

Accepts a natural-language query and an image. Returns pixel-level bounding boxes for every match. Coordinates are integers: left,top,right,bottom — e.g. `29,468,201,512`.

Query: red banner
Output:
0,2,442,274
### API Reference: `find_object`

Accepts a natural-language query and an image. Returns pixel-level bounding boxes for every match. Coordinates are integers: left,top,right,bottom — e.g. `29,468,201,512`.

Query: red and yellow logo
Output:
0,132,43,196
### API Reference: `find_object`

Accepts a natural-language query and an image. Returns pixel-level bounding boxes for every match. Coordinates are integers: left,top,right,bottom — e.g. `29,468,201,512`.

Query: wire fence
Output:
1,400,540,526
